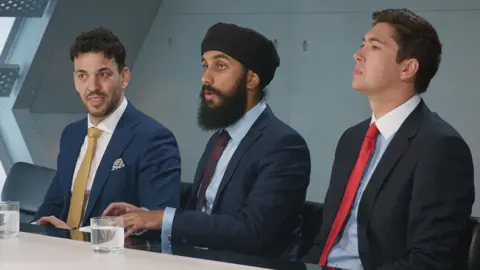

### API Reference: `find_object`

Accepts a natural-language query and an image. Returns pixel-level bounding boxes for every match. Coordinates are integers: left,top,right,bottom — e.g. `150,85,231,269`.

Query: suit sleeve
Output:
378,135,475,270
137,127,181,210
33,127,68,221
170,133,311,253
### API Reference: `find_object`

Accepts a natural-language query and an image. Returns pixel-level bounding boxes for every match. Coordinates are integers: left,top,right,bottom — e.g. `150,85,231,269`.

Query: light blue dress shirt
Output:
161,101,267,252
327,95,421,269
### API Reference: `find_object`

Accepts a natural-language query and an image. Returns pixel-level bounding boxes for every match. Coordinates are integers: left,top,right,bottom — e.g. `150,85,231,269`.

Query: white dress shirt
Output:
71,97,128,193
327,94,421,269
72,97,128,229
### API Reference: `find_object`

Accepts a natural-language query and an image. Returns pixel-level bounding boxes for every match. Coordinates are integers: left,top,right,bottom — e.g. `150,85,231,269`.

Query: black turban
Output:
201,22,280,89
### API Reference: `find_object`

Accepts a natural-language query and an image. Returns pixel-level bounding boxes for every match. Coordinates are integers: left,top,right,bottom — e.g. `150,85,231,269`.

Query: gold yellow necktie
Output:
66,127,102,229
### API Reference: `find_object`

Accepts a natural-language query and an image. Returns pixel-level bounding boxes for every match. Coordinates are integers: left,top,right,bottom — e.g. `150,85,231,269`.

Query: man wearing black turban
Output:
104,23,311,260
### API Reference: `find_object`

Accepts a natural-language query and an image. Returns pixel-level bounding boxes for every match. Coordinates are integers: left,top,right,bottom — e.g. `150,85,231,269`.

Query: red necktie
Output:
319,123,379,266
196,130,230,210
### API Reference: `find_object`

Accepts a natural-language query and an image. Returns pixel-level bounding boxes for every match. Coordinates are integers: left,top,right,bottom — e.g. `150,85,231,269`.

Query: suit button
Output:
181,238,187,244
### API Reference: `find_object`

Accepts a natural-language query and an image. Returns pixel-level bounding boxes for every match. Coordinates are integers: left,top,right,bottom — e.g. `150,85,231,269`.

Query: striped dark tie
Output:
196,130,231,211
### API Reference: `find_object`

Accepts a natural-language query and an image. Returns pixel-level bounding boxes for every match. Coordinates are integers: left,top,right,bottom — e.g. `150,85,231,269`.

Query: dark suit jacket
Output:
35,102,181,226
305,101,475,269
171,107,311,259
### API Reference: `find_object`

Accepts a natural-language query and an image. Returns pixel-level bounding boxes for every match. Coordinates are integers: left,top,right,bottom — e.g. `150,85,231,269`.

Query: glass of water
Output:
0,201,19,239
90,216,124,254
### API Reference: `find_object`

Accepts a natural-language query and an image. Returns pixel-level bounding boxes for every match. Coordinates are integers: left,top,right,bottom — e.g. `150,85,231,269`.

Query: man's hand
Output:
102,202,142,217
123,210,164,238
36,216,70,230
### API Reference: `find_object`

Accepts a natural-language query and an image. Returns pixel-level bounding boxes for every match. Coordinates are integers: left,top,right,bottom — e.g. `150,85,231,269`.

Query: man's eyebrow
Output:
363,36,386,45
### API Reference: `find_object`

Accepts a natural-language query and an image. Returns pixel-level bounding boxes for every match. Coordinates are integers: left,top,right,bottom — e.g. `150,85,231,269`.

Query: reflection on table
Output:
17,223,338,270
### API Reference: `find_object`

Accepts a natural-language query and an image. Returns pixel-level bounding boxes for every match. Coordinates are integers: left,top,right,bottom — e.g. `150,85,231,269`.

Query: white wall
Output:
14,111,84,168
126,0,480,215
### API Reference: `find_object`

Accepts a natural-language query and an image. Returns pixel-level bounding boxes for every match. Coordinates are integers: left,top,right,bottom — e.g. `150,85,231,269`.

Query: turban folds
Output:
201,22,280,89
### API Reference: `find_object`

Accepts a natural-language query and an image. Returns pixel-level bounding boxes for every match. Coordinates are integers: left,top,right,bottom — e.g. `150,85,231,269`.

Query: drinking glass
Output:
90,216,124,254
0,201,19,239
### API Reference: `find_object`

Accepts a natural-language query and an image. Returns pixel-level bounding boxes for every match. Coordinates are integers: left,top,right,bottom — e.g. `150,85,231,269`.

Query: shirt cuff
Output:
79,226,91,233
161,207,176,254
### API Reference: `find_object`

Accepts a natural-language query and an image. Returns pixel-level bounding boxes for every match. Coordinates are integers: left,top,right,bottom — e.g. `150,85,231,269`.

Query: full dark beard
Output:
197,75,247,131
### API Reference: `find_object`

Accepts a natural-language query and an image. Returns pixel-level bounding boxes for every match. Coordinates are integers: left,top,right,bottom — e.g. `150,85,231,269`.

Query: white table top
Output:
0,232,267,270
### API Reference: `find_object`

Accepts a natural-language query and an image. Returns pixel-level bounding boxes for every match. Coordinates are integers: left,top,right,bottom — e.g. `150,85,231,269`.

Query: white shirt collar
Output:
225,100,267,143
371,95,421,140
87,97,128,134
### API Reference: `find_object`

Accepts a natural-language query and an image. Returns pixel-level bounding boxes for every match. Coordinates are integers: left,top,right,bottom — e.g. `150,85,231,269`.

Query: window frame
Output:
0,17,23,64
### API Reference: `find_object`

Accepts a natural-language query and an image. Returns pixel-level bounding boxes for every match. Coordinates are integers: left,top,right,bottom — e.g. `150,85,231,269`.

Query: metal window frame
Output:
0,17,23,64
0,127,13,173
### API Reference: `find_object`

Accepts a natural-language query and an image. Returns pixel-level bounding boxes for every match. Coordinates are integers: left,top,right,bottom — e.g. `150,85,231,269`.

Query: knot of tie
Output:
366,123,379,139
88,127,102,139
217,130,230,145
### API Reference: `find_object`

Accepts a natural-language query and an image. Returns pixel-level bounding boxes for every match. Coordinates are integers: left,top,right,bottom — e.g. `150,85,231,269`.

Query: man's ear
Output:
246,70,260,91
120,67,131,88
400,58,419,82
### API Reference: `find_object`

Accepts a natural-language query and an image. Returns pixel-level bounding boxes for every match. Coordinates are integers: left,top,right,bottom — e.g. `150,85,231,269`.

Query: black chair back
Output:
1,162,55,223
299,201,324,257
180,182,193,209
467,217,480,270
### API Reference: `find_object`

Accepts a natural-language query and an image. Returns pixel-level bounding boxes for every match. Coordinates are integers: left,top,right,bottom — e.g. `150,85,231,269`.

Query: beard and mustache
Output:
197,73,248,131
83,89,122,118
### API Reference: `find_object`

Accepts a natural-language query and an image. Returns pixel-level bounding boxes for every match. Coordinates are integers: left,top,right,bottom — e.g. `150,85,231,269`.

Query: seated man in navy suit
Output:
103,23,311,259
34,27,181,230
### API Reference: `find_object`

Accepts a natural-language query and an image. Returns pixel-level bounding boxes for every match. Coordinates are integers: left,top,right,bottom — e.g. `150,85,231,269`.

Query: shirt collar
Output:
371,95,421,140
225,100,267,143
88,97,128,134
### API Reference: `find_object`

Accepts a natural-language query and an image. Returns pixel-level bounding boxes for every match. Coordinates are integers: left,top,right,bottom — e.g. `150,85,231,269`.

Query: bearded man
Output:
103,22,311,260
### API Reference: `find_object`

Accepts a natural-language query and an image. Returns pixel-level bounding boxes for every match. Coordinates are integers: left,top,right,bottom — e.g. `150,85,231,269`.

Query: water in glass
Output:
90,217,124,254
0,201,19,239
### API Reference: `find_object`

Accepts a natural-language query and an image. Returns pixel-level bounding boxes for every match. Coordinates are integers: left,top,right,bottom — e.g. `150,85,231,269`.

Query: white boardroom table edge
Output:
0,232,268,270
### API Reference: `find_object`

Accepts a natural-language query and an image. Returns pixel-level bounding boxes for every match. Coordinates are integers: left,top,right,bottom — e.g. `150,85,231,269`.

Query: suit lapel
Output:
61,120,88,217
82,104,139,222
358,101,429,225
186,136,217,210
64,121,88,187
211,107,274,211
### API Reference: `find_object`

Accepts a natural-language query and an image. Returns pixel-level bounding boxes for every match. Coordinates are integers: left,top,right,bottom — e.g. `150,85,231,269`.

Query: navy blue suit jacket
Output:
172,107,311,259
35,103,181,226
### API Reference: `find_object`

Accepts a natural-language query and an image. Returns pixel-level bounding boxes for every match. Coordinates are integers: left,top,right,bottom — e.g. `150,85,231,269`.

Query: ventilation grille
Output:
0,64,20,97
0,0,48,17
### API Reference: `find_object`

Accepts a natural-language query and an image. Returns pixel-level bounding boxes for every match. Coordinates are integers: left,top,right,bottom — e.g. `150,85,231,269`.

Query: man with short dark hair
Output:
305,8,474,269
103,22,311,260
34,27,181,231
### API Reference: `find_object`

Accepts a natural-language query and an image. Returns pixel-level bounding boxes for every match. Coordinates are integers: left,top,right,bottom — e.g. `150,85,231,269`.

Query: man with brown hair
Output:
305,8,474,269
34,27,181,230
